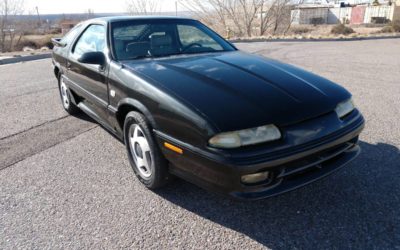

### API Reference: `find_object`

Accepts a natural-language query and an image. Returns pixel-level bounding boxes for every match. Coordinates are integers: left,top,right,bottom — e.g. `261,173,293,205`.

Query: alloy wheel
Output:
129,124,153,179
60,79,70,110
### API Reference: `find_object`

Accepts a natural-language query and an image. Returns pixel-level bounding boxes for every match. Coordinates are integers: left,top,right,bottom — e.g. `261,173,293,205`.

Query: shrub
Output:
379,20,400,33
380,26,394,33
331,24,355,35
33,36,54,49
392,20,400,32
291,26,312,34
49,28,62,34
13,36,54,51
14,40,37,51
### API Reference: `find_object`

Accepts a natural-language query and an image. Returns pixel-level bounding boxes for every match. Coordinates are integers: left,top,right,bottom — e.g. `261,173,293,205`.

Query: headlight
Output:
209,124,281,149
335,98,355,118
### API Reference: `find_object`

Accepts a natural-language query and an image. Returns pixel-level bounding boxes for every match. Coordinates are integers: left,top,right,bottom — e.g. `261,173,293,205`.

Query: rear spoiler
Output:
51,38,67,48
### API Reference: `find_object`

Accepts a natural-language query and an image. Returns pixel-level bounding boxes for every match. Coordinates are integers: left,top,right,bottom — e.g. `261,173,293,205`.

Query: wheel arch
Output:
53,61,63,79
116,98,158,133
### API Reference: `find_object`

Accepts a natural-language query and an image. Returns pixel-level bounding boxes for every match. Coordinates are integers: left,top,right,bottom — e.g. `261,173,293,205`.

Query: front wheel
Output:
124,111,171,189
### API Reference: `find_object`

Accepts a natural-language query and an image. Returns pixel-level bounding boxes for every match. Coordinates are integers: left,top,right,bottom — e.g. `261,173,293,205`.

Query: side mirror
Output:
78,51,106,66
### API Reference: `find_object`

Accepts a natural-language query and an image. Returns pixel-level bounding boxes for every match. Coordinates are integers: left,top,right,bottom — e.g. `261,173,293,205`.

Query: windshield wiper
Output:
126,54,153,60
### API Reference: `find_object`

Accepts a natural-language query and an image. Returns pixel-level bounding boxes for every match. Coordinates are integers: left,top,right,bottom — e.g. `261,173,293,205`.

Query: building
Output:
59,20,79,34
292,1,400,24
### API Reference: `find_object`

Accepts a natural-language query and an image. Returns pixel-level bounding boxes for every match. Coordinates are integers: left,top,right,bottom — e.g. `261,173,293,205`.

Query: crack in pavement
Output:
0,115,69,141
0,115,98,171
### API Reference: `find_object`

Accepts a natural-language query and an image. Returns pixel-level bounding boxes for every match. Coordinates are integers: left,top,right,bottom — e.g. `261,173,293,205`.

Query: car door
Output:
66,24,110,123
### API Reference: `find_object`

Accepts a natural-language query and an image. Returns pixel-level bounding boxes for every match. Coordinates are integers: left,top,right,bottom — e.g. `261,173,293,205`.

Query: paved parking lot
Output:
1,39,399,249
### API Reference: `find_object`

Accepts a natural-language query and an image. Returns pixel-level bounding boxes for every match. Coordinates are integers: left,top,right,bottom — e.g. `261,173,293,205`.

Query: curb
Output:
0,53,52,65
230,35,400,43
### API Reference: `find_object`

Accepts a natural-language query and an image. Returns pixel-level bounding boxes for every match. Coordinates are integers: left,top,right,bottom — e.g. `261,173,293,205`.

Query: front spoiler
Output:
155,113,365,200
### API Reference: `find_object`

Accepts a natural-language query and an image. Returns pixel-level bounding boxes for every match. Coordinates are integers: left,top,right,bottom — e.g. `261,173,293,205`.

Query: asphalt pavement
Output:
0,39,399,249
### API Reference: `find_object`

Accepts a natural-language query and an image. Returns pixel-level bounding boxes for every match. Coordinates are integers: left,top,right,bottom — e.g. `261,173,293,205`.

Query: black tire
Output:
124,111,171,189
58,73,80,115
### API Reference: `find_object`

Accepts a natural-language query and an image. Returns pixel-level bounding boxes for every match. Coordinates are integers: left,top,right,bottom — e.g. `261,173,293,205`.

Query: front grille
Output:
276,142,354,180
234,136,361,199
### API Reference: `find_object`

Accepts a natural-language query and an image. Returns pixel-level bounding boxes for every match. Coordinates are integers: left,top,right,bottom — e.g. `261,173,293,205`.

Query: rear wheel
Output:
58,74,79,115
124,111,171,189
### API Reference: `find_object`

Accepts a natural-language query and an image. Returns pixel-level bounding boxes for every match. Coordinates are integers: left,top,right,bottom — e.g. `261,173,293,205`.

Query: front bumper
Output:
156,110,365,200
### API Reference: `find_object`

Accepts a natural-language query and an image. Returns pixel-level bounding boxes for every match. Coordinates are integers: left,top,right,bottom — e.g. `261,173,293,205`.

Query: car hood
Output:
122,51,351,132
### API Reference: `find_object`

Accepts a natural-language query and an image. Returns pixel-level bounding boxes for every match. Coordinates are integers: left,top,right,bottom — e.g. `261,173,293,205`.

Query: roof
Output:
89,15,194,23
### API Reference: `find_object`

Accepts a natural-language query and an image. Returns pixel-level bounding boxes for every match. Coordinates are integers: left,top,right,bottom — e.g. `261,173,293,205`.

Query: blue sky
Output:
25,0,184,14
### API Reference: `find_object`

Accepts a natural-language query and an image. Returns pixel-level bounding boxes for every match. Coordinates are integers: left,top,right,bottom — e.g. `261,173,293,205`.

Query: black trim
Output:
231,144,361,200
154,116,364,169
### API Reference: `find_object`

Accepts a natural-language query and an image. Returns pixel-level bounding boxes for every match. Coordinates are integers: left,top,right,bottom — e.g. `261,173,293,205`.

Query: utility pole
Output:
175,1,178,16
35,6,41,28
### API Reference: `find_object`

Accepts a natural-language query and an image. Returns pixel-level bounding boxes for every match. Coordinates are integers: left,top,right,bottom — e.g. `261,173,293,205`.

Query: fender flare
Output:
116,98,157,129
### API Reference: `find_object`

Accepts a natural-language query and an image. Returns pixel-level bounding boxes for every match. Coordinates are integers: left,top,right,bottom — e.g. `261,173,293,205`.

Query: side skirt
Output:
77,102,123,141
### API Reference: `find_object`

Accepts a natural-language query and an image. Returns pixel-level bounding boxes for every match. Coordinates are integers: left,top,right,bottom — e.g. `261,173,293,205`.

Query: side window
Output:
73,25,106,57
177,25,223,50
61,24,82,45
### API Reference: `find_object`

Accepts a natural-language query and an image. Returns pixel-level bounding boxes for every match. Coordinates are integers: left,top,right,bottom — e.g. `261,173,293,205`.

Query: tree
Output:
238,0,264,37
0,0,25,52
182,0,294,37
181,0,229,35
259,0,275,36
183,0,262,37
126,0,160,15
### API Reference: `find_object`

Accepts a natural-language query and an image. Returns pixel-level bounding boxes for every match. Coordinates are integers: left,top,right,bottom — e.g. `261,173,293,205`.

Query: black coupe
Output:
52,16,365,200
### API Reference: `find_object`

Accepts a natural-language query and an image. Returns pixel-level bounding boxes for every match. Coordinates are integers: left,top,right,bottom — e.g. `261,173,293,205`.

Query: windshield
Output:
110,19,236,60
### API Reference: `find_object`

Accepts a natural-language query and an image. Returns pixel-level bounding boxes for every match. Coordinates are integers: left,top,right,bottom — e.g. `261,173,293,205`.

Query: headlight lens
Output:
209,124,281,149
335,98,355,118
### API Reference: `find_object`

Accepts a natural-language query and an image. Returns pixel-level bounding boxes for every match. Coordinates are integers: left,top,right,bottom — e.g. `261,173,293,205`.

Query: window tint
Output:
113,24,147,39
177,25,223,51
73,25,106,57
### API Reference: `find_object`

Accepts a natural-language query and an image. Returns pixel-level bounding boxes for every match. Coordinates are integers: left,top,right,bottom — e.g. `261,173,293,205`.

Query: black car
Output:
52,16,364,200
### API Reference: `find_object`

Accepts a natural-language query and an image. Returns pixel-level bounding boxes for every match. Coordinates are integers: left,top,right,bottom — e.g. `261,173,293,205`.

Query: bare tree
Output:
181,0,229,35
184,0,263,37
270,0,292,34
182,0,293,37
0,0,25,52
259,0,275,36
126,0,160,15
237,0,263,37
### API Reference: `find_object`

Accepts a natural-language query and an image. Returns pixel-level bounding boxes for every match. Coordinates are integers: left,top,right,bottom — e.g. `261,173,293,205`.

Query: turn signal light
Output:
164,142,183,154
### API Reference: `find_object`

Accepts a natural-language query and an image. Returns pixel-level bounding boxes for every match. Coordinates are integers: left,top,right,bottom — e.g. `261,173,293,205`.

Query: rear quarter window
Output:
61,24,83,45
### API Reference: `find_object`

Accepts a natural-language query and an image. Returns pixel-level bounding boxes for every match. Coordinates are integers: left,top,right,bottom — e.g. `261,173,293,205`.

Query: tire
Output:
124,111,171,189
58,74,80,115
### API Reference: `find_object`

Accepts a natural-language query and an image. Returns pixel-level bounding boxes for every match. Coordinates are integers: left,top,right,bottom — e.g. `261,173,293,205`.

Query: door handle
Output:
66,61,71,70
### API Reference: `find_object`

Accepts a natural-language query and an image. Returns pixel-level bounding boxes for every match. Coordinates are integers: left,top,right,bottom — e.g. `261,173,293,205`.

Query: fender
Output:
116,97,158,130
52,59,63,78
